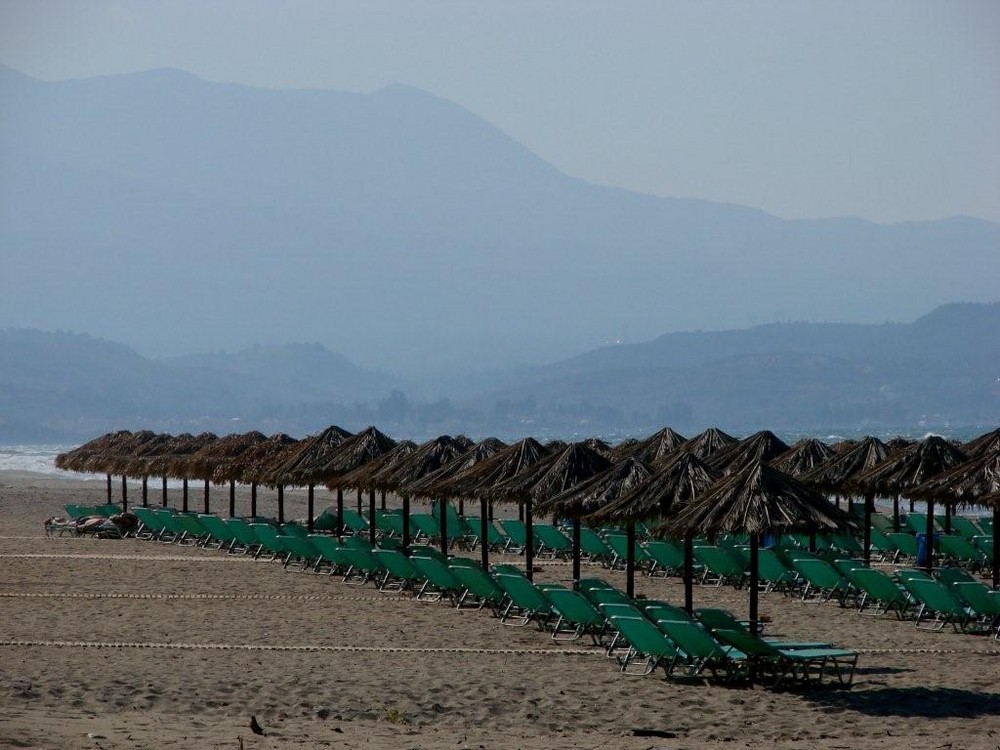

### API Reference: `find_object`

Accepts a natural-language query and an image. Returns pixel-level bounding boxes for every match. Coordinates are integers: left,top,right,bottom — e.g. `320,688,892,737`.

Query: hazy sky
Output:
2,0,998,224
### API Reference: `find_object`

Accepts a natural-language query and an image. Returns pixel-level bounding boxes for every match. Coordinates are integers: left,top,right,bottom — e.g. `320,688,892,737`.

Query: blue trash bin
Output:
916,532,939,567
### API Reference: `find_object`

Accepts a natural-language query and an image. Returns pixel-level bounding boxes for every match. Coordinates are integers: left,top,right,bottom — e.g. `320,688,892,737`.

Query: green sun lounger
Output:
643,540,685,577
693,545,747,587
410,555,464,603
844,566,911,618
654,619,748,681
540,586,607,642
607,615,679,677
449,563,506,611
495,573,553,627
712,628,858,687
899,577,982,632
533,523,573,558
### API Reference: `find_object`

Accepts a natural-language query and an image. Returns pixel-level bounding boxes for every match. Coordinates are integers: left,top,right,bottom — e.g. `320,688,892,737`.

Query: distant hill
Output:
1,302,996,442
1,66,998,377
469,302,1000,436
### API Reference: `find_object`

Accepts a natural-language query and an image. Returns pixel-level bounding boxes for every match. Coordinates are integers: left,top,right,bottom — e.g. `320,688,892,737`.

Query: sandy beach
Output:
1,471,998,750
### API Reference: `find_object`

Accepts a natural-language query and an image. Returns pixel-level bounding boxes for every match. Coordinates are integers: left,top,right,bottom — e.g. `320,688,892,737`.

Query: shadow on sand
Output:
807,686,1000,718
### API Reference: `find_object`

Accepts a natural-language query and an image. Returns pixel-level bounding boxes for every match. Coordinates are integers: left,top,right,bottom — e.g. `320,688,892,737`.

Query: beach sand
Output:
1,471,998,749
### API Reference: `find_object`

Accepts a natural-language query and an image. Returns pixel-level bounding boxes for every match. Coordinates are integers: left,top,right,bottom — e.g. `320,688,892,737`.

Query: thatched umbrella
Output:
589,451,720,612
909,450,1000,587
540,457,657,596
492,441,614,579
212,433,300,518
618,426,687,467
964,428,1000,459
663,461,855,636
267,425,354,531
709,429,790,476
184,431,267,516
320,426,397,545
800,435,893,552
357,435,469,553
334,439,419,542
430,438,552,579
140,433,217,513
102,432,176,507
886,436,916,455
56,431,134,502
680,427,738,462
855,435,969,571
769,438,835,479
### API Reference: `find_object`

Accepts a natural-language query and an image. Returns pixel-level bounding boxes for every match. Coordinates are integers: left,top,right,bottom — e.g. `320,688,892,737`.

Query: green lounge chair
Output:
175,514,213,546
845,567,912,618
948,516,984,540
372,548,424,591
449,563,506,611
409,544,450,565
280,522,309,538
643,540,685,577
899,577,980,632
904,513,931,535
278,535,322,570
653,619,748,681
340,509,370,534
541,586,607,642
533,523,573,558
495,573,553,627
938,535,985,567
952,582,1000,638
605,533,653,572
973,535,995,564
307,534,347,573
607,615,679,677
790,558,852,604
499,519,530,554
712,629,858,687
410,555,464,603
337,546,386,585
868,527,899,562
249,523,291,561
695,608,832,649
223,518,264,555
757,548,798,593
197,513,239,550
132,507,168,540
410,513,441,542
578,527,614,564
154,508,188,542
693,545,747,587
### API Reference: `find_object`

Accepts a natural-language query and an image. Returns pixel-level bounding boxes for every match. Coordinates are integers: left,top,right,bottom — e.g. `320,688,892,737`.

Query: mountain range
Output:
2,301,997,442
2,65,998,378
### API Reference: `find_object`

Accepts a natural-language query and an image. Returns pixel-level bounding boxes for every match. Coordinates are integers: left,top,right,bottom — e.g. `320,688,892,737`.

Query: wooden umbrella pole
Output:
439,498,448,556
161,476,168,507
229,481,236,518
203,479,210,515
182,478,189,513
943,503,952,534
277,485,284,524
106,474,112,503
307,485,314,533
141,476,148,508
993,505,999,590
121,475,128,512
684,535,694,614
625,522,636,599
571,518,581,583
924,497,935,573
250,482,257,518
336,488,344,539
401,494,411,551
480,498,489,570
749,534,760,637
524,499,534,582
863,492,873,567
356,487,362,516
369,489,377,547
893,495,900,532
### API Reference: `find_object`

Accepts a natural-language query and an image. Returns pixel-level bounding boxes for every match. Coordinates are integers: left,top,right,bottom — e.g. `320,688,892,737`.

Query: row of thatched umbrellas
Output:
58,425,1000,631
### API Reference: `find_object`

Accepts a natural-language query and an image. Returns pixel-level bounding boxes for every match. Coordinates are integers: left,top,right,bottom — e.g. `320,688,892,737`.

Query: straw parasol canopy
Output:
709,430,790,476
268,424,354,486
335,440,420,493
963,428,1000,459
855,435,969,498
662,461,855,635
581,437,618,462
138,432,217,479
618,426,687,467
405,437,509,500
885,436,916,455
829,438,858,455
663,461,854,538
799,436,891,494
769,438,835,479
525,442,616,505
680,427,738,461
211,433,300,486
909,451,1000,508
182,431,267,481
585,451,719,526
319,426,398,489
539,457,657,518
430,437,552,502
55,430,134,473
344,435,470,493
